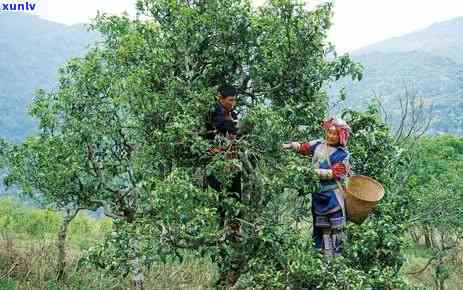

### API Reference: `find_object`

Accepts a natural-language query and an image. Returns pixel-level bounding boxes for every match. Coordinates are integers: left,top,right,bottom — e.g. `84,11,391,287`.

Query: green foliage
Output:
407,134,463,232
0,198,110,249
401,134,463,289
341,105,412,276
232,104,415,289
0,280,16,290
0,202,214,289
0,198,60,237
3,0,425,288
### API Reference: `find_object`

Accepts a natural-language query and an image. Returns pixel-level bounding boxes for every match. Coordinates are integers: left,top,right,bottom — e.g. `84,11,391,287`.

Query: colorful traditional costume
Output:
286,117,351,257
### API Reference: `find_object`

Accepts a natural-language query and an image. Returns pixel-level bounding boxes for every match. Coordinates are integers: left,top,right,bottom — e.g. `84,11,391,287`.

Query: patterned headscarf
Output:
323,117,351,147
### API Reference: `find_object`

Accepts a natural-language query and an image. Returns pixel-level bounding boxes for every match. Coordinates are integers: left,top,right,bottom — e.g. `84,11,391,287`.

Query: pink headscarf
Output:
323,117,351,147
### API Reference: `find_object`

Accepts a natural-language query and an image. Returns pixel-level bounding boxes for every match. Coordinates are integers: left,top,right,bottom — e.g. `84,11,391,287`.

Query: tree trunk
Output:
435,255,446,290
128,232,144,290
424,226,433,248
410,227,420,244
439,231,446,250
430,228,439,249
57,207,80,281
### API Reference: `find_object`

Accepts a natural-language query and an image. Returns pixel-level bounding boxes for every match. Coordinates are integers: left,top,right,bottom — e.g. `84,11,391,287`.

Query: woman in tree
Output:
282,117,352,258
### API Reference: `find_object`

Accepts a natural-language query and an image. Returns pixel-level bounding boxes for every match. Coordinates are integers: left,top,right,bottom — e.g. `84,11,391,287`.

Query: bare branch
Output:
391,87,433,146
373,91,389,125
0,260,19,280
92,199,127,220
406,242,459,275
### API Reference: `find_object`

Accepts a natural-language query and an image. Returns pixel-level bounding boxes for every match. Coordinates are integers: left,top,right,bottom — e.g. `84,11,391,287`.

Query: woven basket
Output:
345,175,385,225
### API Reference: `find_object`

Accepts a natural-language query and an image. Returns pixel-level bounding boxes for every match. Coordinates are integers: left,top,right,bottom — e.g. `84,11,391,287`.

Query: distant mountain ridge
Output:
0,13,99,141
1,13,462,140
333,16,463,135
354,17,463,63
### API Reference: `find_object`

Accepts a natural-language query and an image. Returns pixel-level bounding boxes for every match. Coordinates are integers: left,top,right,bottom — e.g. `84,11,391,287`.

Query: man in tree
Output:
204,85,242,221
202,85,247,286
282,117,352,258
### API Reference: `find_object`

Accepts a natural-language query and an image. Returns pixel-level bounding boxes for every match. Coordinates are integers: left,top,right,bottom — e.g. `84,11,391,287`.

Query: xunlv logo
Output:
1,2,36,11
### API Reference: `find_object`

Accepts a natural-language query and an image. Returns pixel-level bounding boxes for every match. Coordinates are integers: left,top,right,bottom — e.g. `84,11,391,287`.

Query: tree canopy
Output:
2,1,422,289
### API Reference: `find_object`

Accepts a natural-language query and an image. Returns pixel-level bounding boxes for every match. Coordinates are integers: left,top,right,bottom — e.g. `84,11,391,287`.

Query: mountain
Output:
1,13,462,140
333,17,463,136
356,17,463,63
0,13,99,141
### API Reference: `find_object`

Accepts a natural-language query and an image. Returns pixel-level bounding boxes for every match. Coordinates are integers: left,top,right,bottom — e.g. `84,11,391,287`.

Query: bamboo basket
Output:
344,175,385,225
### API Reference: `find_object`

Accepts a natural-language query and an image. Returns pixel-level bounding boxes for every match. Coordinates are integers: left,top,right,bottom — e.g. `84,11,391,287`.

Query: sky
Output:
16,0,463,52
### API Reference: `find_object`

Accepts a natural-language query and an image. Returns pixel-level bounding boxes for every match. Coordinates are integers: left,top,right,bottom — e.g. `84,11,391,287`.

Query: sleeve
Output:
212,110,238,136
298,139,322,156
211,108,226,130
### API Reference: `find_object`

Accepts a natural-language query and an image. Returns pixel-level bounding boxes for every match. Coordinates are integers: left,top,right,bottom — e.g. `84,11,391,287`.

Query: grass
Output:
0,236,215,289
1,198,463,289
401,243,463,290
0,198,215,289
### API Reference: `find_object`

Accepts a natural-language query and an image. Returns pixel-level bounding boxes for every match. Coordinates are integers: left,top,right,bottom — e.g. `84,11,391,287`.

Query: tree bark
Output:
435,256,446,290
57,207,80,281
430,227,439,249
424,226,433,249
128,234,145,290
439,231,446,250
410,227,420,244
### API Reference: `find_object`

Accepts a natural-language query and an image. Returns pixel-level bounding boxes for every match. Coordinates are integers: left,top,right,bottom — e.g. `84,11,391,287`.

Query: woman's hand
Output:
282,142,301,151
281,142,293,150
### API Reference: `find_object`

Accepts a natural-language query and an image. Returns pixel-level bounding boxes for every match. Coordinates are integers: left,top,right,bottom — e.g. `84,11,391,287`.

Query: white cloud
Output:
29,0,137,24
27,0,463,52
329,0,463,52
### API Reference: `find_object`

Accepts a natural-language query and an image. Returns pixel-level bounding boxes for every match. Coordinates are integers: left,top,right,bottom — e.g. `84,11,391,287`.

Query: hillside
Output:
356,17,463,63
1,14,463,139
333,17,463,135
0,13,99,141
